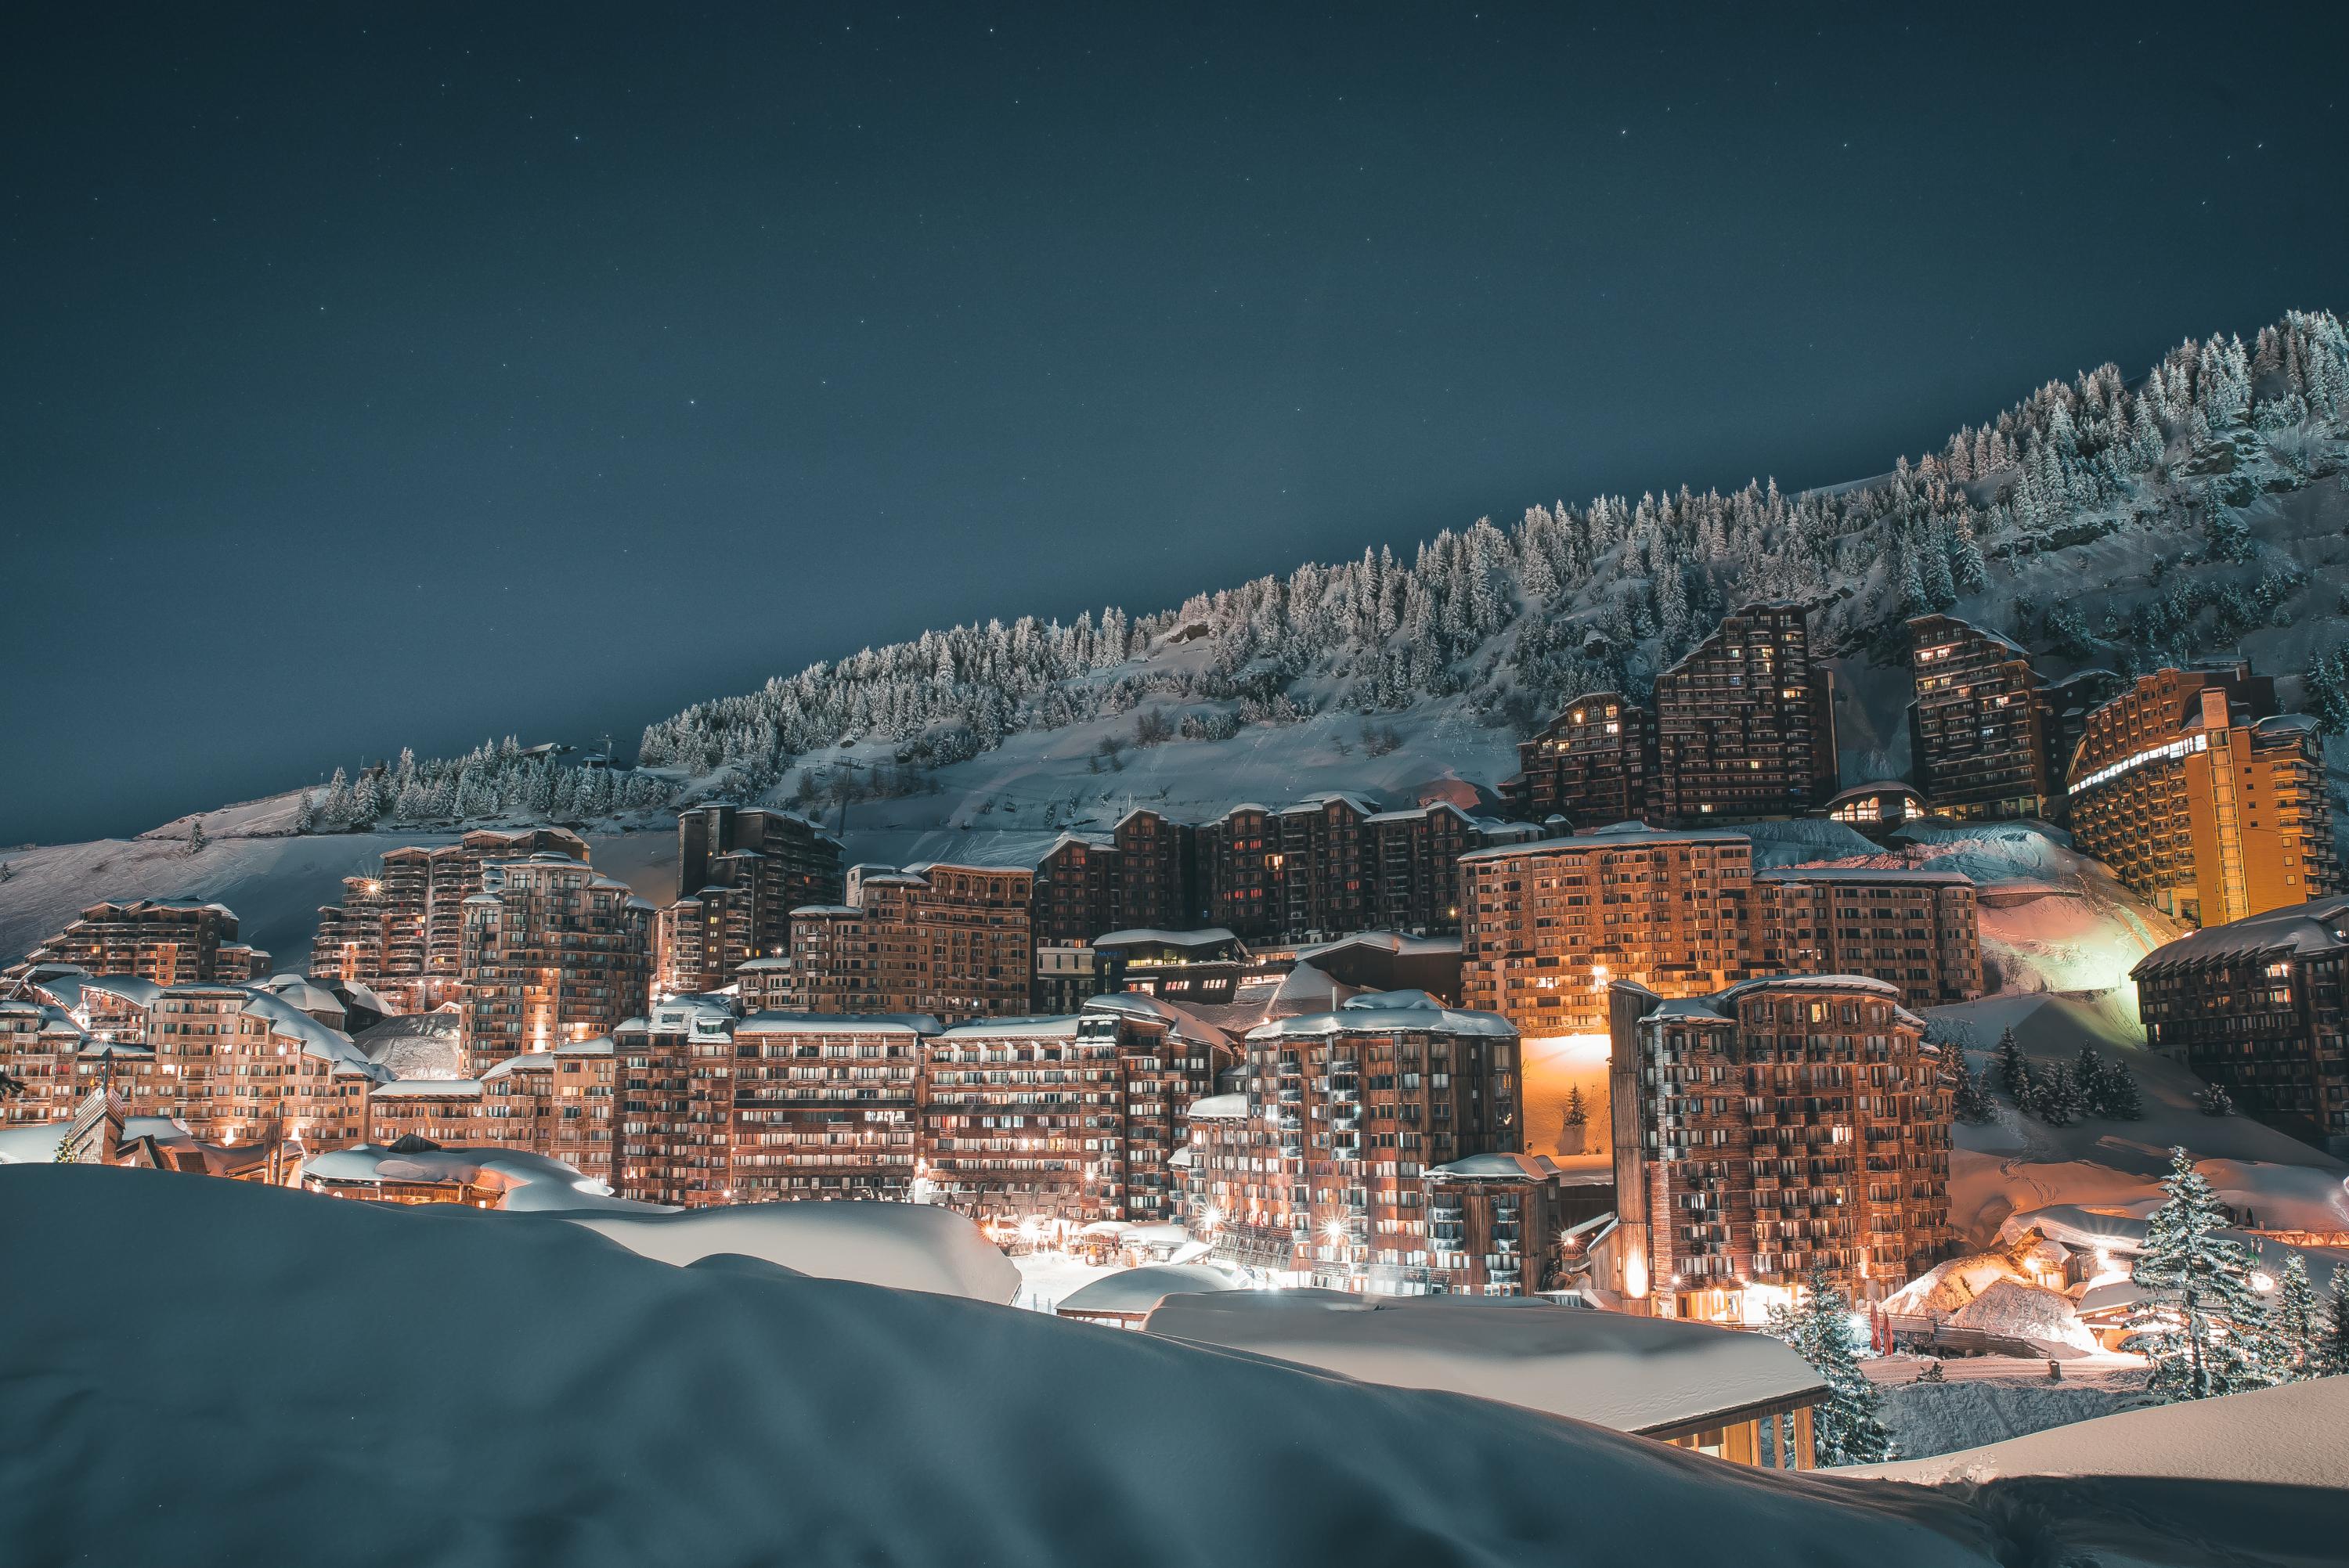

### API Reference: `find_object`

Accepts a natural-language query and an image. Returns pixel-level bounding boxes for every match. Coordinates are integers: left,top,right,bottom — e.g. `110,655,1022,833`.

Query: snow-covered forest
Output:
294,311,2349,830
634,312,2349,788
294,740,680,834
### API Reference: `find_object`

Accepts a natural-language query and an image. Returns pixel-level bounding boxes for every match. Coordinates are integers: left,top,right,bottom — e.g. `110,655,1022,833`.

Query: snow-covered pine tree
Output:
2128,1147,2279,1400
1950,1054,1995,1125
1562,1085,1588,1129
2074,1044,2108,1116
294,790,316,834
2196,1081,2236,1117
2271,1253,2319,1378
2034,1062,2084,1126
319,767,353,831
2099,1058,2145,1120
1766,1261,1894,1465
2322,1289,2349,1377
1994,1027,2028,1098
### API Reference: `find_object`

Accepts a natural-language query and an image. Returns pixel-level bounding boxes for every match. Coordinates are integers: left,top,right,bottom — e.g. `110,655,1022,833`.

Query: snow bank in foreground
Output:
2,1167,2015,1568
561,1201,1019,1303
1856,1377,2349,1489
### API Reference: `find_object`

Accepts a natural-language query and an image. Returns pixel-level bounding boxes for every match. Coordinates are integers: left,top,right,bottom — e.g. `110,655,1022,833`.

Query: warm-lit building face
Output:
2066,665,2338,928
1506,692,1656,829
1607,976,1952,1322
1907,614,2052,820
729,1014,933,1202
31,899,253,987
787,863,1034,1025
1230,997,1525,1292
921,1014,1132,1228
459,855,656,1075
1749,867,1983,1007
1460,827,1755,1038
673,806,845,990
2134,896,2349,1154
1652,603,1838,824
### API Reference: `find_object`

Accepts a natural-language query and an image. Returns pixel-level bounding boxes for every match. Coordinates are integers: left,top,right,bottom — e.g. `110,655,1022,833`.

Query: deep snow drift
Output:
4,1169,2342,1566
0,1167,2028,1568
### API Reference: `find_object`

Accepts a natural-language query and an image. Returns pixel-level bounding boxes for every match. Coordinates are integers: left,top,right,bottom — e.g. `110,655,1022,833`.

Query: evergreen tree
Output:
2271,1253,2320,1377
2099,1058,2145,1120
1562,1085,1588,1129
2196,1081,2236,1117
294,790,316,834
2074,1044,2108,1115
1767,1261,1895,1465
53,1134,75,1164
2321,1289,2349,1377
2034,1062,2085,1126
1994,1027,2028,1098
186,816,207,856
2128,1148,2279,1400
1950,1054,1995,1125
320,766,353,829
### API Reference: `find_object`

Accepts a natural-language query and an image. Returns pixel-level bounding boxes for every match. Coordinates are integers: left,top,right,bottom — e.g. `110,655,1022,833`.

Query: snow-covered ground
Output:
7,1166,2340,1567
1865,1355,2149,1461
1925,991,2349,1245
1856,1375,2349,1491
0,1166,2007,1567
0,797,680,974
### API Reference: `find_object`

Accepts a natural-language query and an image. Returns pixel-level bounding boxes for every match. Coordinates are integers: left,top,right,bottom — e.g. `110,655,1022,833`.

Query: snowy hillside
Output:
1925,992,2349,1245
0,792,681,972
7,1166,2340,1568
620,311,2349,832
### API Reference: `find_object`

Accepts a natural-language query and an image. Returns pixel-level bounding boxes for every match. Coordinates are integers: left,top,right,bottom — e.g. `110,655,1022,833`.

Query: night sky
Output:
5,5,2347,845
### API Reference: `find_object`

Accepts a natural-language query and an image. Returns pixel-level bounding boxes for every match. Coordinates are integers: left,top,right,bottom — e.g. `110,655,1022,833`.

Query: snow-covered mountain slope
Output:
0,795,681,974
1925,992,2349,1245
623,314,2349,821
5,1165,2330,1568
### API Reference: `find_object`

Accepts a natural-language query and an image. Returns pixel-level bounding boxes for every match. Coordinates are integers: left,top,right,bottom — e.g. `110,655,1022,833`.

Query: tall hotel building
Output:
1652,604,1838,824
2066,662,2337,927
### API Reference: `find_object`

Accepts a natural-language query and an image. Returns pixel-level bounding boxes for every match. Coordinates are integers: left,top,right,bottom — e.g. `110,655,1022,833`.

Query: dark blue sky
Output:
5,4,2346,844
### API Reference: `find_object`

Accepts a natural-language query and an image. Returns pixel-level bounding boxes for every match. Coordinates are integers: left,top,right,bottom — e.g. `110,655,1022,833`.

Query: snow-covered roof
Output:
1281,792,1380,816
734,957,792,971
1184,1093,1248,1121
301,1143,648,1209
1092,927,1243,951
737,1011,945,1037
1057,1264,1239,1317
352,1012,465,1080
1143,1291,1824,1438
366,1077,485,1099
2131,896,2349,975
236,989,386,1079
1247,989,1515,1040
1456,823,1751,863
1364,802,1473,824
1427,1152,1568,1182
1756,864,1973,887
78,975,163,1006
1822,780,1928,808
937,1015,1088,1040
1294,931,1463,960
789,903,863,917
1854,1376,2349,1491
1077,991,1232,1049
480,1051,555,1080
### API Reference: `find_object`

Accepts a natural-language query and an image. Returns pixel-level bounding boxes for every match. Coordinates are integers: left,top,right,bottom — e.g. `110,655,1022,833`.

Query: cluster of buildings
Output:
18,594,2349,1322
